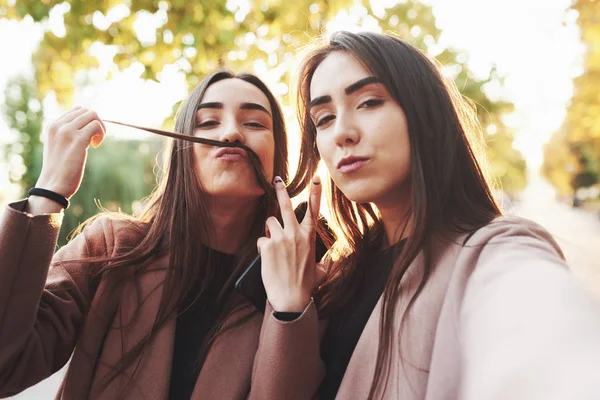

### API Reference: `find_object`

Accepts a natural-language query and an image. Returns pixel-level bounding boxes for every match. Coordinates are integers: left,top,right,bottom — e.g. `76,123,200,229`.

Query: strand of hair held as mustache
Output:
104,120,282,196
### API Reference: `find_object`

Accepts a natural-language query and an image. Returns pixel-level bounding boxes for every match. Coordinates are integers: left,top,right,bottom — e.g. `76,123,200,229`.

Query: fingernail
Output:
312,176,321,185
273,176,283,185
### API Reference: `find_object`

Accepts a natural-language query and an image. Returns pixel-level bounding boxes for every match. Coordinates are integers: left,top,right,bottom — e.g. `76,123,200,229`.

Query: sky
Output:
426,0,583,167
0,0,584,203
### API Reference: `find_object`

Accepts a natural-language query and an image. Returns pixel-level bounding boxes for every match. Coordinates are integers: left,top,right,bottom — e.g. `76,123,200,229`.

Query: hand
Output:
35,106,106,199
257,175,327,312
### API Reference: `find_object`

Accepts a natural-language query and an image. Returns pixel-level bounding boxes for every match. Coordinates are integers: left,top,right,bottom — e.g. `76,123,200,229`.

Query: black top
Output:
319,239,405,400
169,250,235,400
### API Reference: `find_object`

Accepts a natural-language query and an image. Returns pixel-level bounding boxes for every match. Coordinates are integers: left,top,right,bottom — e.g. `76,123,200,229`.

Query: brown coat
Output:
0,200,323,399
2,200,600,399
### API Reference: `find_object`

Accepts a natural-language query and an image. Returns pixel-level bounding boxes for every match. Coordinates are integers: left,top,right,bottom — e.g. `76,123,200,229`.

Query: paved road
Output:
511,173,600,300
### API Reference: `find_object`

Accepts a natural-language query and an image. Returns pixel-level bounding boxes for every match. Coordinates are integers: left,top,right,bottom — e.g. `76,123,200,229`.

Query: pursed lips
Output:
215,147,248,161
337,155,370,173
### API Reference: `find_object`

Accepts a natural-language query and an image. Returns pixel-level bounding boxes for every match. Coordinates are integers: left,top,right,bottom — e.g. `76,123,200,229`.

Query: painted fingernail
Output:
274,176,284,185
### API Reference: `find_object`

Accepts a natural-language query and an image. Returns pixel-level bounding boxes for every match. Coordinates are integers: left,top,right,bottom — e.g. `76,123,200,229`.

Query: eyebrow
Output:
240,102,271,117
308,95,332,111
345,76,381,95
197,102,223,110
196,102,271,117
308,76,382,111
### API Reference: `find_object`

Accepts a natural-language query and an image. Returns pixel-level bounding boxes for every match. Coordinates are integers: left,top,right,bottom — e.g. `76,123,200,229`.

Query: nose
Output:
332,111,360,147
220,119,245,144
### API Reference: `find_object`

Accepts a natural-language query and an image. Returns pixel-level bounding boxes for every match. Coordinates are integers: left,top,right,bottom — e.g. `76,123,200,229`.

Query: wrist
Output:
269,292,312,313
26,195,64,215
28,188,69,209
34,179,69,199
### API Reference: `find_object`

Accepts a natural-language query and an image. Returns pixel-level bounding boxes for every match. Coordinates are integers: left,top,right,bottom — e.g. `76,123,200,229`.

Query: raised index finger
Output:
274,176,297,229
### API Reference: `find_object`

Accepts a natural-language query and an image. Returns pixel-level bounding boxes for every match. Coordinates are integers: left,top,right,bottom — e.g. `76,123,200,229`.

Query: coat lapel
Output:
335,250,454,399
190,303,262,400
89,263,174,400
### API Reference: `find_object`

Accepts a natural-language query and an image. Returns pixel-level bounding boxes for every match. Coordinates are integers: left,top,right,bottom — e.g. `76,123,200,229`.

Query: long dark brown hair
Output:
296,32,502,399
65,71,316,396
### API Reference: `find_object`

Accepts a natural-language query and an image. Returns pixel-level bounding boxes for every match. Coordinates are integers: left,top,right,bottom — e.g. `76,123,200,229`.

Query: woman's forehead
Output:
200,78,272,113
309,52,372,100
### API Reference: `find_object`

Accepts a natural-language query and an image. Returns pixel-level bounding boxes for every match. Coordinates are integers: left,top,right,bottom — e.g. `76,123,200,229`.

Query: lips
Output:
337,155,370,173
215,147,248,160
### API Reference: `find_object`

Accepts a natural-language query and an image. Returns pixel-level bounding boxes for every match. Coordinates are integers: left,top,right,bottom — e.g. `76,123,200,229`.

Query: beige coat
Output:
332,215,600,400
2,199,600,399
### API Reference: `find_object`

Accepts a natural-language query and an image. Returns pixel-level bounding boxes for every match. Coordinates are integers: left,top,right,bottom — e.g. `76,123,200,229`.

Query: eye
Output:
244,122,267,129
196,120,219,128
315,115,335,128
359,99,384,109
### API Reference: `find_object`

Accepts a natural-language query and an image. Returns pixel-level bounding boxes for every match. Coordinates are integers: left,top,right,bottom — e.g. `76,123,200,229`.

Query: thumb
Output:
91,133,105,148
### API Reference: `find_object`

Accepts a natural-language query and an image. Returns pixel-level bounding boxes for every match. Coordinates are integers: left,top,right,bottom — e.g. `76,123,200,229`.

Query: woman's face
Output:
193,78,275,199
309,51,412,208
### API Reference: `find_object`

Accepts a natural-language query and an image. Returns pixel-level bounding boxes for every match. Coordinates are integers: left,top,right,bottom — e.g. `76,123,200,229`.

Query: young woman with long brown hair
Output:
0,71,325,399
259,31,600,399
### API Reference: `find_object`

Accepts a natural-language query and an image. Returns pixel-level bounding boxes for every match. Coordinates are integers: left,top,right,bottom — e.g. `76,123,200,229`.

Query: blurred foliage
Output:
2,75,44,191
543,0,600,196
1,0,526,244
2,75,159,245
59,138,160,245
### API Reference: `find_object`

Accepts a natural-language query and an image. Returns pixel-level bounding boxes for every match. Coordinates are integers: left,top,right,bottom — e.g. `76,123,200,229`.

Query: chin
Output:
213,185,264,199
334,179,375,204
336,175,411,207
338,188,376,205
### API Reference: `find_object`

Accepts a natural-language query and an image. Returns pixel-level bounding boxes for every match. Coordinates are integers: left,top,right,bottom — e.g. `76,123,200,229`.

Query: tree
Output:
543,0,600,196
1,74,158,246
1,75,44,191
58,138,160,245
1,0,527,221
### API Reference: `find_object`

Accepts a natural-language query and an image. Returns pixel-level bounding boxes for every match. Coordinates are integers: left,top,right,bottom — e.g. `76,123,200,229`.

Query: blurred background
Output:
0,0,598,396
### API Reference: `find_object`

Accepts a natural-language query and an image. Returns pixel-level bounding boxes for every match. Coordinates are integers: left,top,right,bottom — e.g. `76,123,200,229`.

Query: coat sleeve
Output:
458,217,600,400
248,299,326,400
0,200,114,397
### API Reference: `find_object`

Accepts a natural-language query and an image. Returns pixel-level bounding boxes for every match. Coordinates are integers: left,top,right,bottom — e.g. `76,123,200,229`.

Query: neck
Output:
204,195,260,254
375,188,413,246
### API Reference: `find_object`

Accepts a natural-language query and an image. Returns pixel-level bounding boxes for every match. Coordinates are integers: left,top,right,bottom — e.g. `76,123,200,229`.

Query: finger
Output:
80,120,106,148
265,216,283,239
58,107,88,125
301,175,322,230
273,176,296,229
91,118,107,148
90,131,106,148
69,109,102,131
97,117,107,133
56,106,83,121
257,236,268,254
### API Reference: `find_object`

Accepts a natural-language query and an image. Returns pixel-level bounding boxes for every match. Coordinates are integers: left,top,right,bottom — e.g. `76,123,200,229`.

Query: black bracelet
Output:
28,188,70,209
273,311,302,321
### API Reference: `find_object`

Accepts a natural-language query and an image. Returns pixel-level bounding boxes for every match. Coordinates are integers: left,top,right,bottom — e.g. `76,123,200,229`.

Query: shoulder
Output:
470,215,557,242
431,215,567,301
461,215,564,260
455,215,573,303
73,213,149,257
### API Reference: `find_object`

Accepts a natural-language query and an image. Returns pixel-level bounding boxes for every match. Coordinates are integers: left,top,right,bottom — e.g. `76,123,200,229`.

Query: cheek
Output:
193,144,210,166
257,136,276,175
316,135,335,170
